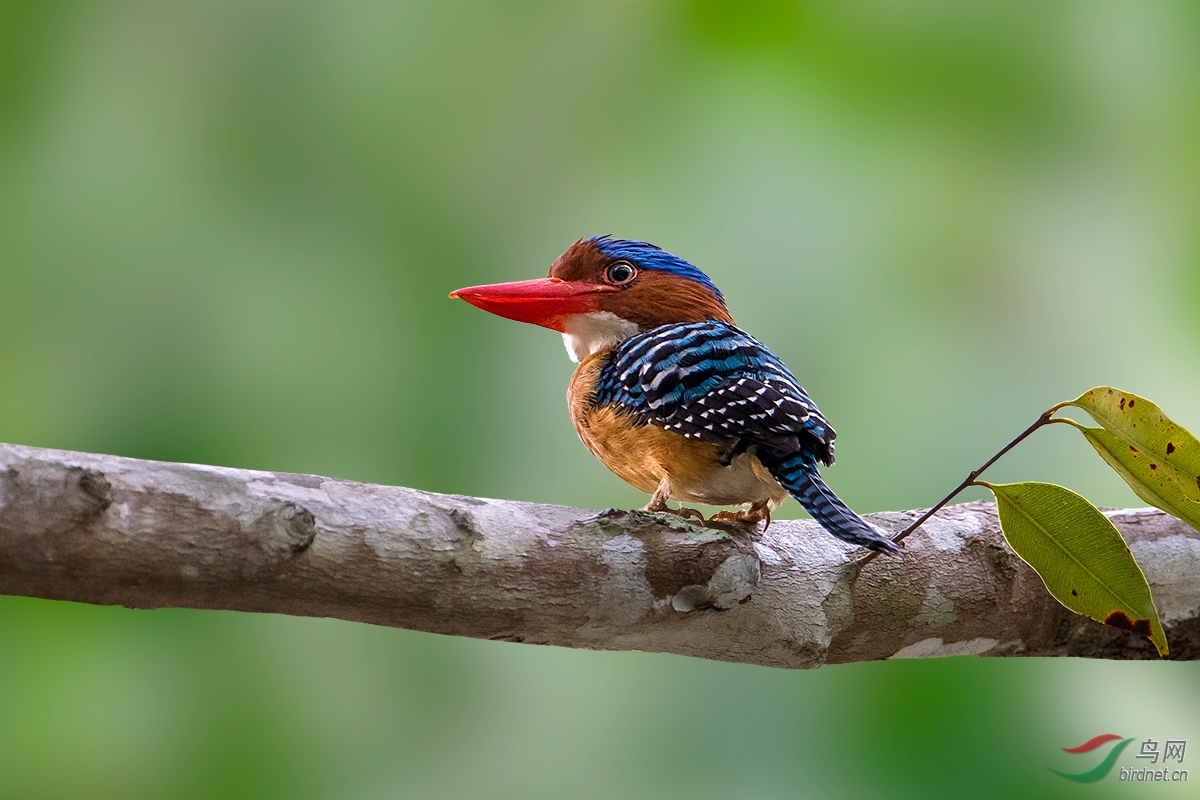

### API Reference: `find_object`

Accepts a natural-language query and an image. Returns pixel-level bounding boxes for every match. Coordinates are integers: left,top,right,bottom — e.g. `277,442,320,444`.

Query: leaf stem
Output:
858,409,1063,568
891,410,1057,545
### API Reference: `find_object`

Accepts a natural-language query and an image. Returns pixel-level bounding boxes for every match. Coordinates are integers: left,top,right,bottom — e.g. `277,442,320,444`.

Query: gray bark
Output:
1,442,1196,668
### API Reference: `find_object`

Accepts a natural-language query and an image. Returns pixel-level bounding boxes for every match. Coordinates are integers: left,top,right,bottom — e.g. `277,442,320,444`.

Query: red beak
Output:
449,278,614,332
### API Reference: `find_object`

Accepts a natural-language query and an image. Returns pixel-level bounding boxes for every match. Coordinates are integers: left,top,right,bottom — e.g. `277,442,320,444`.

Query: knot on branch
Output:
76,469,113,512
671,552,761,612
574,509,763,612
0,465,116,571
253,501,317,556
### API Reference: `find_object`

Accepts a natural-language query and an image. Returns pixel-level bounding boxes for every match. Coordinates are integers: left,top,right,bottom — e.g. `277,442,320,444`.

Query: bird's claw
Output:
710,504,772,531
673,506,707,524
642,497,707,525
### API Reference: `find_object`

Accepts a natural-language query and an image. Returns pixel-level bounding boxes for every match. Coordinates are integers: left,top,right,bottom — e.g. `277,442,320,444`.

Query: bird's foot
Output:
711,502,773,531
642,497,707,525
674,506,707,524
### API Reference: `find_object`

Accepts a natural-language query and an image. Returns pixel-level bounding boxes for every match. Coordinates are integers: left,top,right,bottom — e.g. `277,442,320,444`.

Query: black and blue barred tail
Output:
762,451,903,554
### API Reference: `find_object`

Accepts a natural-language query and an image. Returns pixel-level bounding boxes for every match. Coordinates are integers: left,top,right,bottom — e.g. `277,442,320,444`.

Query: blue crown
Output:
587,236,724,301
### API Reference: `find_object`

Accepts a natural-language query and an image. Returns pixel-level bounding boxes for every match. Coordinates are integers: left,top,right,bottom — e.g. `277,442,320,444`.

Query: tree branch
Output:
1,442,1197,668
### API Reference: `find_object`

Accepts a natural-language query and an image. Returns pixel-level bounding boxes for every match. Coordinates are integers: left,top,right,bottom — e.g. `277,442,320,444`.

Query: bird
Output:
450,236,901,553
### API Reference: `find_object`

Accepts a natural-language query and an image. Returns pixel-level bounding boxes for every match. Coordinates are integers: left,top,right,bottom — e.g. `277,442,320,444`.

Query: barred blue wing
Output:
593,321,836,465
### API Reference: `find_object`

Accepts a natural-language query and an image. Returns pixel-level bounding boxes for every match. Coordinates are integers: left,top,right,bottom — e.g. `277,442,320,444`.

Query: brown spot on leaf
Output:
1129,399,1136,407
1071,589,1078,596
1167,442,1176,455
1150,464,1157,471
1104,610,1153,638
1120,398,1126,410
1130,446,1139,454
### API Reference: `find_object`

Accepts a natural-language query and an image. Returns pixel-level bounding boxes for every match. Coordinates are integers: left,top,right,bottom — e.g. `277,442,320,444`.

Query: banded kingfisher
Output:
450,236,901,553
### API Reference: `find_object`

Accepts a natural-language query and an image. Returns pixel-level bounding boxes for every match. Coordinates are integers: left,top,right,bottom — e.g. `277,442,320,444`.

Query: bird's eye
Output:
606,262,637,285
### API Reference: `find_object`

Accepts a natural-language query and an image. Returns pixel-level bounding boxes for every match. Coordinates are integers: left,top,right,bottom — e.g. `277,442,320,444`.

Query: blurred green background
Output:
2,1,1199,798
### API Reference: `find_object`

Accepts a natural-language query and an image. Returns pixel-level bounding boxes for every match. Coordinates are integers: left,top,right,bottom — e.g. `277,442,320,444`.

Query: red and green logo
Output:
1050,734,1134,782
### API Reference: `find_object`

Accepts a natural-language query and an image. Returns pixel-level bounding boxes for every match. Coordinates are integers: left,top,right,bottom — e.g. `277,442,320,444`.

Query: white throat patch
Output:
561,312,640,363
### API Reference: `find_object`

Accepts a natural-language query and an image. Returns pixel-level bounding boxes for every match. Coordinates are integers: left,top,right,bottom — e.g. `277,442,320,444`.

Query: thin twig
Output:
857,407,1062,568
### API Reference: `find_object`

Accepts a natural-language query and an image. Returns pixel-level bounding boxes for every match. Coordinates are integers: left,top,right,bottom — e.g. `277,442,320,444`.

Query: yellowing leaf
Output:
984,481,1167,657
1062,387,1200,533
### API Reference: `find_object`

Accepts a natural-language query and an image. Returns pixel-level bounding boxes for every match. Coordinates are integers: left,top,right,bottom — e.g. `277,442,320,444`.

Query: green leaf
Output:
983,481,1167,657
1061,387,1200,533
